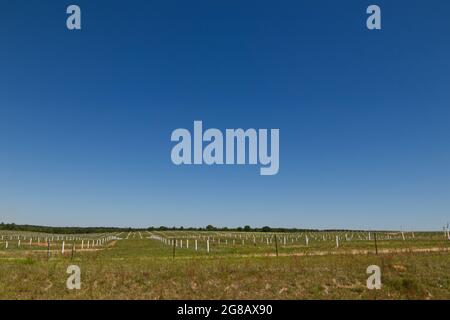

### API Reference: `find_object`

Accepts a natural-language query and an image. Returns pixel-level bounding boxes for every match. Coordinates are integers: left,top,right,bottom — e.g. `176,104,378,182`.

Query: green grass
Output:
0,231,449,299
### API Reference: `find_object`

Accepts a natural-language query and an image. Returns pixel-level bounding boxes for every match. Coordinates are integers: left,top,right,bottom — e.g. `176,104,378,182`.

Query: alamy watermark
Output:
66,265,81,290
366,265,382,290
171,121,279,176
65,4,381,31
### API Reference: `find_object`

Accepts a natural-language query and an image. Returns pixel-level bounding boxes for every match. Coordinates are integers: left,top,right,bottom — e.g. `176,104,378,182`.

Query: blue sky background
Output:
0,1,449,230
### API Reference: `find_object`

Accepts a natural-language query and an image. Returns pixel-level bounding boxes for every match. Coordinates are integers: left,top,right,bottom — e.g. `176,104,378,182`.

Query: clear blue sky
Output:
1,1,449,230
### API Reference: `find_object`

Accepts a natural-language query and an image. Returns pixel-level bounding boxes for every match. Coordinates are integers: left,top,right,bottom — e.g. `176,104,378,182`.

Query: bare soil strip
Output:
247,246,450,258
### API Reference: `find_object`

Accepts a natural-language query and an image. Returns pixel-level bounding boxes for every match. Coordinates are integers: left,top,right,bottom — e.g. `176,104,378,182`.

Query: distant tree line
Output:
146,225,361,233
0,223,130,234
1,222,364,234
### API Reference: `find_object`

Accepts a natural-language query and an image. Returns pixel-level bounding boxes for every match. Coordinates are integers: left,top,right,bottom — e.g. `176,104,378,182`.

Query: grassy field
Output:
0,231,449,299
